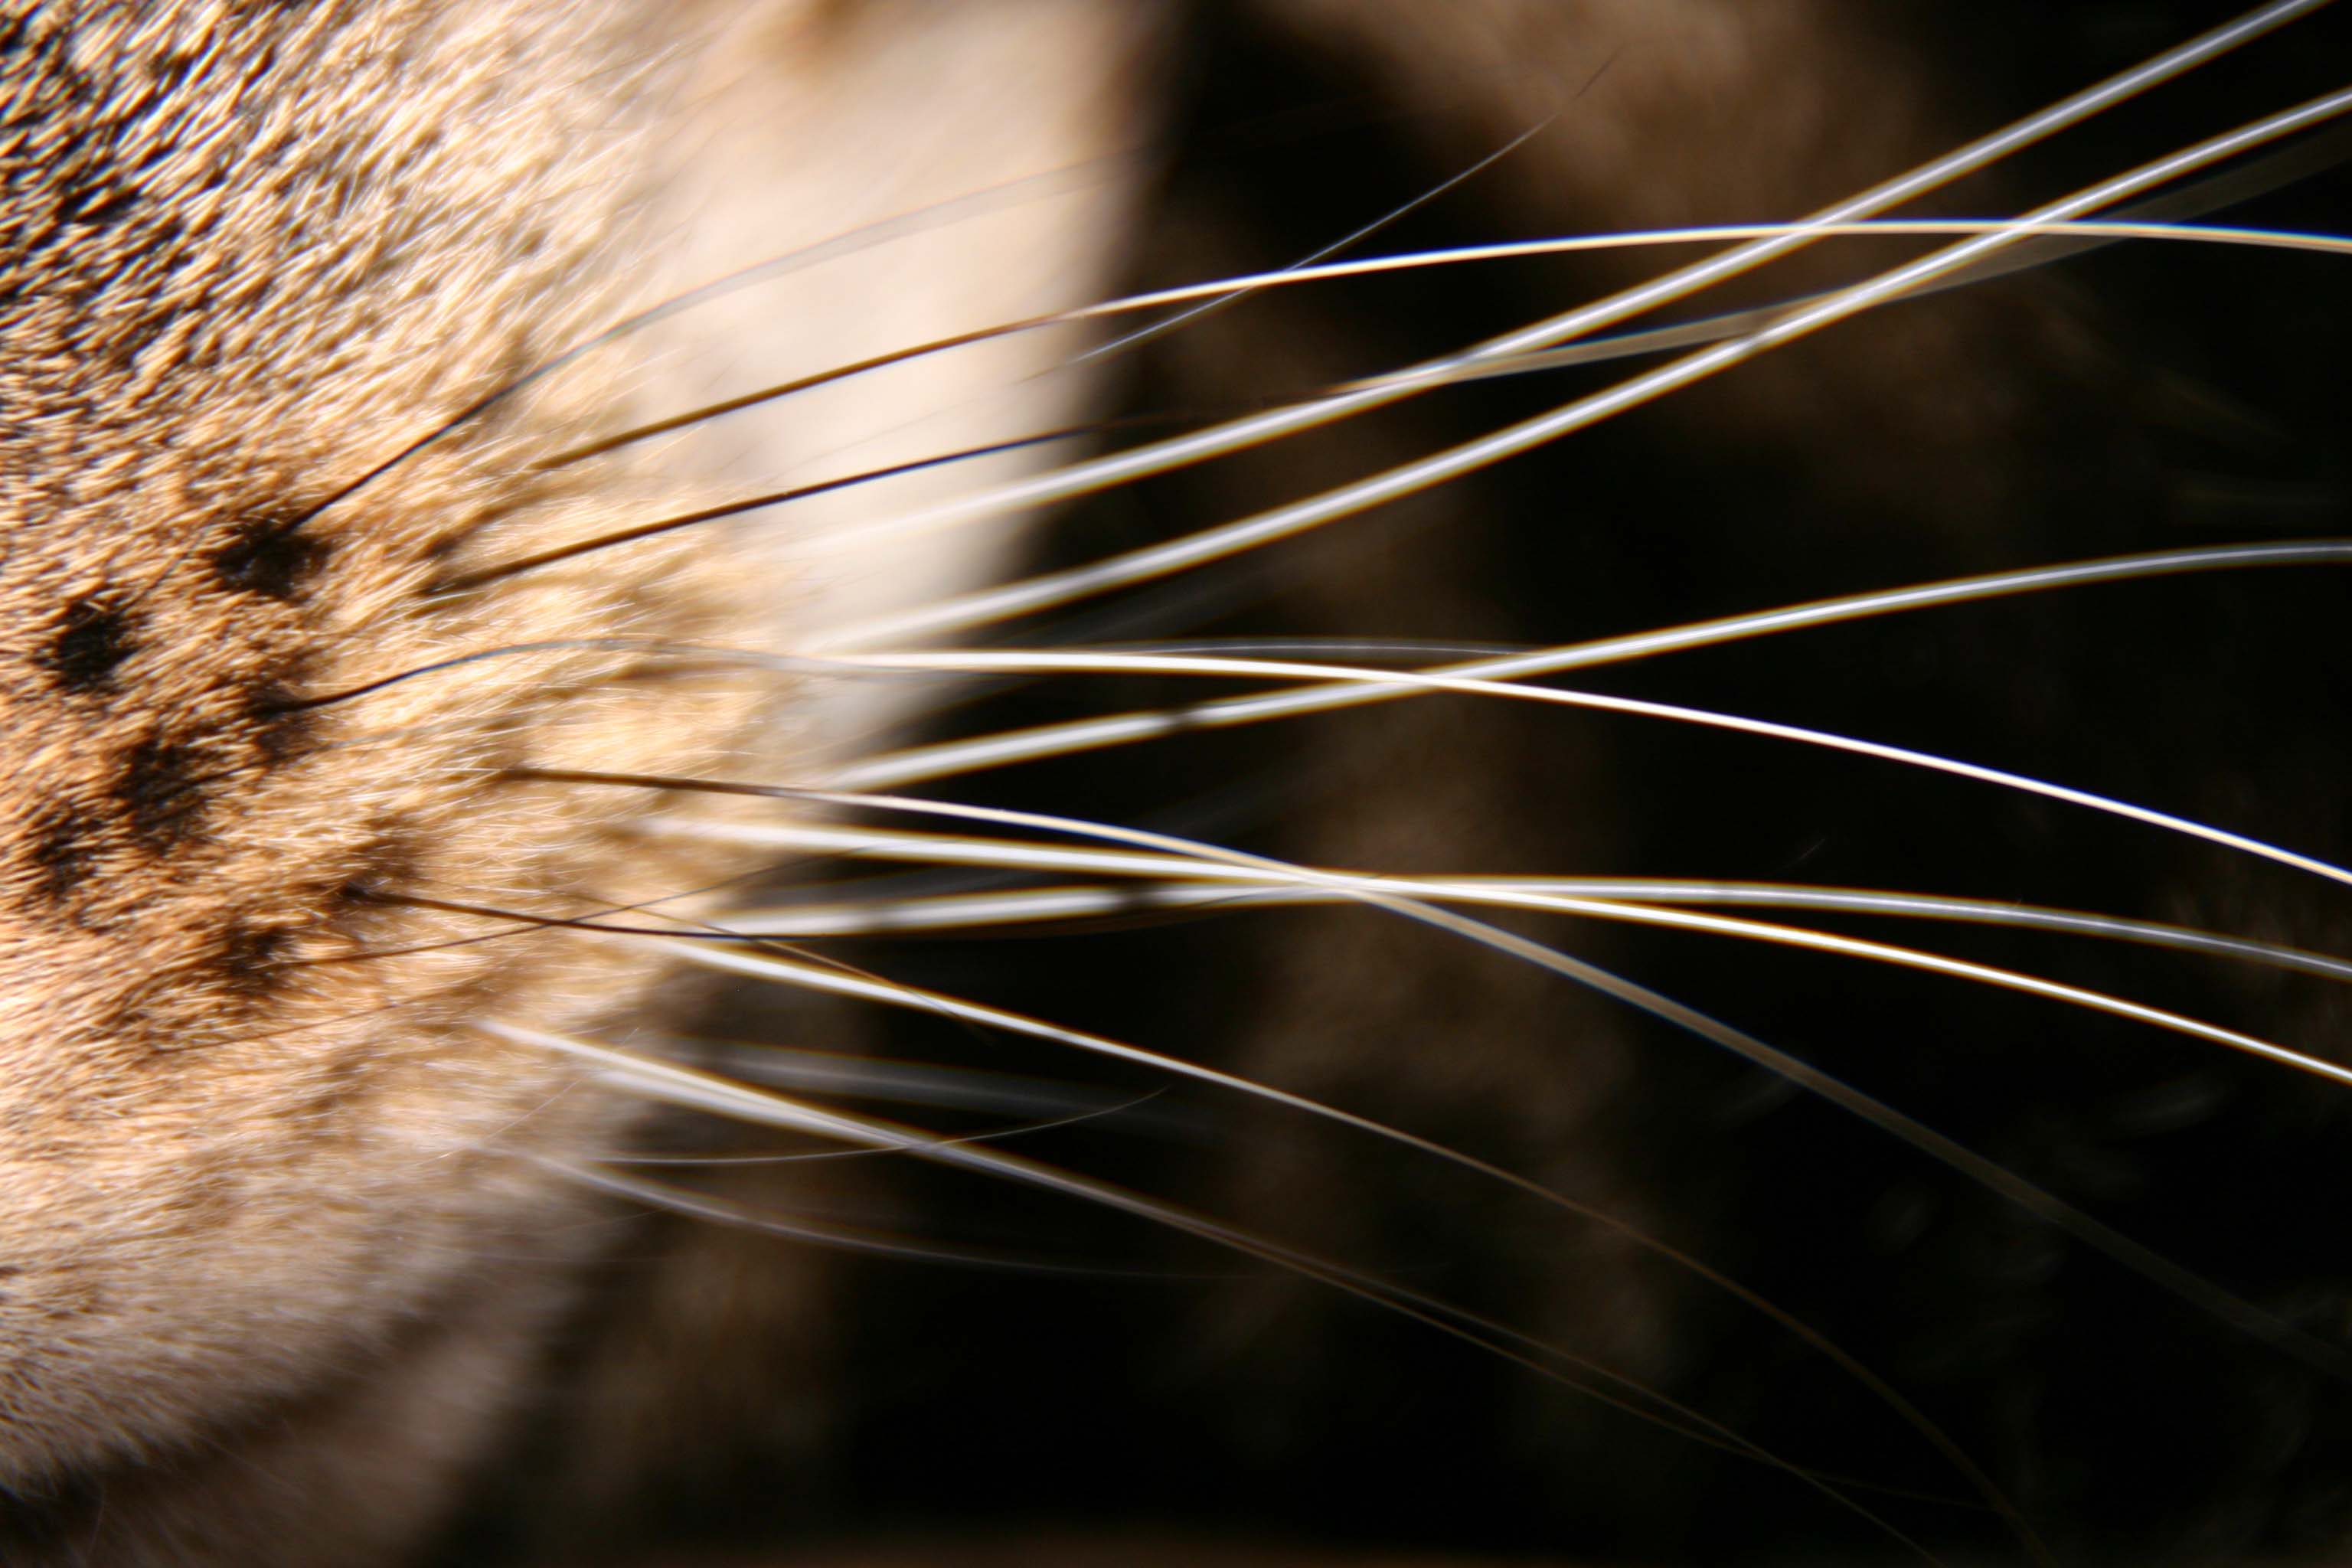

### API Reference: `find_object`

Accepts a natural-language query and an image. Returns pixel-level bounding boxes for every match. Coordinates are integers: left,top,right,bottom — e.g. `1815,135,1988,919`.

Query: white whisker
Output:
531,904,2030,1534
837,541,2352,789
688,1039,1168,1123
701,4,2315,594
637,818,1253,882
823,647,2352,895
639,813,2352,977
545,210,2352,488
673,780,2352,1386
721,874,2352,987
821,74,2352,648
728,884,1194,936
1068,115,1558,369
490,1023,1949,1554
1105,217,2352,322
694,807,2352,1089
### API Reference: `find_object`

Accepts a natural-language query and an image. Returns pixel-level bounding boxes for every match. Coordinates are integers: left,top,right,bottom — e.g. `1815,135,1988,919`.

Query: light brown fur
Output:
0,2,1155,1559
0,2,743,1553
5,4,2349,1565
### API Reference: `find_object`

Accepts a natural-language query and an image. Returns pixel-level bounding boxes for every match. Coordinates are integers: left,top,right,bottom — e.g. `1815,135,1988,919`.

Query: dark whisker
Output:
528,116,1557,475
279,635,844,711
452,417,1184,593
320,861,789,969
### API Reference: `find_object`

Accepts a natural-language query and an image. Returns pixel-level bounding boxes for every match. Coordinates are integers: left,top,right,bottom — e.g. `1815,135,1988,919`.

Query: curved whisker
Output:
531,116,1546,478
451,391,1442,596
820,648,2352,894
483,5,2298,655
550,773,2352,1391
449,198,2352,599
684,815,2352,1091
321,857,806,969
546,1154,1212,1279
819,79,2352,649
641,818,1259,882
518,206,2352,502
446,430,1096,592
492,1022,1982,1563
616,900,2037,1543
730,882,1265,939
834,542,2352,789
1068,113,1559,371
45,1,2352,1557
582,1084,1169,1172
689,1040,1178,1125
719,873,2352,988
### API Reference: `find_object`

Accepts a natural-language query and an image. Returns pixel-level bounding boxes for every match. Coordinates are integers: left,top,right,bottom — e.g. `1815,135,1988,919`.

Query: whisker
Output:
560,773,2352,1388
1334,107,2352,386
145,5,2339,641
498,205,2352,580
519,18,2347,504
454,388,1468,596
676,812,2352,1089
720,874,2352,988
127,144,1138,613
492,1022,1980,1562
1370,103,2352,383
588,1085,1168,1171
641,818,1250,882
690,1040,1173,1122
443,430,1091,593
730,883,1254,938
521,207,2352,496
1155,216,2352,328
378,854,1243,1107
612,897,2035,1540
822,77,2352,648
834,541,2352,788
279,635,783,710
820,648,2352,894
1095,636,1534,661
1068,114,1559,369
348,537,2352,779
446,201,2352,599
1392,221,2352,389
492,5,2312,643
546,1155,1209,1278
325,858,801,969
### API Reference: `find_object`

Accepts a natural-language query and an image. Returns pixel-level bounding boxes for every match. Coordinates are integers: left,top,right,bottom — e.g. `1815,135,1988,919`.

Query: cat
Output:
2,2,2348,1563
